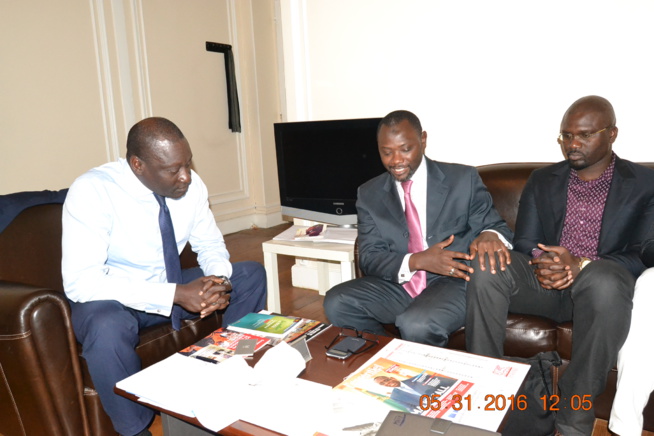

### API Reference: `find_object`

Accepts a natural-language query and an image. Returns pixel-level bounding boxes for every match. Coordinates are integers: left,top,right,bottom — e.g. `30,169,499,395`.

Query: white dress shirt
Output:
396,156,511,283
62,158,231,316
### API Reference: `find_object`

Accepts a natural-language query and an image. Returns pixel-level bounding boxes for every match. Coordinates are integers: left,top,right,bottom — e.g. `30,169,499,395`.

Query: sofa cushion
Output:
477,163,549,231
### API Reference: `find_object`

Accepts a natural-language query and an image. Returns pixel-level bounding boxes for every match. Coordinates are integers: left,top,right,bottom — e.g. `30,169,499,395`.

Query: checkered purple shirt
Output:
558,154,616,260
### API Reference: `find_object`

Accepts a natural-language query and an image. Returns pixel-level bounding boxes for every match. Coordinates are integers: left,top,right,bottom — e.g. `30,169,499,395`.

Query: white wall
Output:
277,0,654,166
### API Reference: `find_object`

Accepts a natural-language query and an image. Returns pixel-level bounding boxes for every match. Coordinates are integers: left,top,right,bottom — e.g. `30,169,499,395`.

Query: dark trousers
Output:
69,261,266,436
323,275,467,347
465,252,634,436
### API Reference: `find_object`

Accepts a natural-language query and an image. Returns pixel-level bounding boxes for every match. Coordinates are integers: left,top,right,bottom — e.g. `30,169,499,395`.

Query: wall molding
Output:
224,0,251,205
89,0,121,162
277,0,311,121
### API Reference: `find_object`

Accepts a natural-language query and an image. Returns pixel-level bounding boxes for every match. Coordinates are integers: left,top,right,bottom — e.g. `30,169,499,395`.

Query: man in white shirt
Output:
610,234,654,436
62,117,266,436
323,110,512,346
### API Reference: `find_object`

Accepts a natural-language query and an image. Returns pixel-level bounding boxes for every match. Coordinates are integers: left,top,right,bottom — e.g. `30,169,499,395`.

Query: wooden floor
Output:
223,222,328,324
147,222,650,436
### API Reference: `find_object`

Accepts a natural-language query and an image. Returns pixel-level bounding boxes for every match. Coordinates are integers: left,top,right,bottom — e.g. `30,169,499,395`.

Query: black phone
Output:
325,336,367,359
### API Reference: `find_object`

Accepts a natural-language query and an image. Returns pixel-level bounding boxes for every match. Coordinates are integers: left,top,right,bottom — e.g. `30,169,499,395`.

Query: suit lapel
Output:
425,160,449,237
380,173,406,229
545,163,570,240
599,157,635,245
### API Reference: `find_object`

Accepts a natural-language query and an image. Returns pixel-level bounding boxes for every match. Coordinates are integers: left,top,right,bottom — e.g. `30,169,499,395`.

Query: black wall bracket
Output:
206,41,241,132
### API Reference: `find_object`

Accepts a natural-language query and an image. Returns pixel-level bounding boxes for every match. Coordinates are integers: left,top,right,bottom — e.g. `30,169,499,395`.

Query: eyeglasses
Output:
325,326,380,355
558,126,613,145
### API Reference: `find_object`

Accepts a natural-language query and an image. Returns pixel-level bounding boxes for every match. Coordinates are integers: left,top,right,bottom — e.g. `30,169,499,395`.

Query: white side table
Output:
261,239,355,313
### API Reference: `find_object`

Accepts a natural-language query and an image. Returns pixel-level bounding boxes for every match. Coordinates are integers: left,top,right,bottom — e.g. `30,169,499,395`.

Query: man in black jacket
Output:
466,96,654,436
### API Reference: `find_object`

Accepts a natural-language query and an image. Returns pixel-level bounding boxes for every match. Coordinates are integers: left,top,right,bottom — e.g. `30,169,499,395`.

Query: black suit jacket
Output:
514,156,654,278
356,158,512,283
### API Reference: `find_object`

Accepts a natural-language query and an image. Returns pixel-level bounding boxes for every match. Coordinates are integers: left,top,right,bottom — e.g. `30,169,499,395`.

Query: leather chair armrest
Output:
0,281,89,436
503,314,558,357
446,314,558,358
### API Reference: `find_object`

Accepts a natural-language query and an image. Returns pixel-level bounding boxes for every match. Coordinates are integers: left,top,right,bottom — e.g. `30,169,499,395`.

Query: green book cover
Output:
228,313,301,339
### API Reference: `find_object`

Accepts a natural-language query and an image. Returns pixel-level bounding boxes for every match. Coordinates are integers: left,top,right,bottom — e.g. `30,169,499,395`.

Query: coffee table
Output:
115,326,392,436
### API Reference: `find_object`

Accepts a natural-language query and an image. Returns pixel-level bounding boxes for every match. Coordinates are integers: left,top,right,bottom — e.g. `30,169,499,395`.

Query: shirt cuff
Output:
144,282,177,317
481,229,513,250
398,253,415,283
531,248,544,258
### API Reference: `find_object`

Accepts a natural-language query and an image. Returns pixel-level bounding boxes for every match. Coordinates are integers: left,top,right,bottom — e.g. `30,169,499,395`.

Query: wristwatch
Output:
578,257,592,271
216,275,232,287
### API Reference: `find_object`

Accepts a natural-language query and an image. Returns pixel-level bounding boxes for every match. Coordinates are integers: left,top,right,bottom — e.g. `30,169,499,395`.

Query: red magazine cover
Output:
179,328,270,363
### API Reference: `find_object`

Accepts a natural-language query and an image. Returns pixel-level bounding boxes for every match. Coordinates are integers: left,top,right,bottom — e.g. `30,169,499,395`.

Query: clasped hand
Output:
530,244,579,290
174,275,232,317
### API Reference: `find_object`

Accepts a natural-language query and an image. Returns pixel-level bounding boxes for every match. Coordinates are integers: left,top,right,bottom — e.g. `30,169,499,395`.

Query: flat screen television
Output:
274,117,386,226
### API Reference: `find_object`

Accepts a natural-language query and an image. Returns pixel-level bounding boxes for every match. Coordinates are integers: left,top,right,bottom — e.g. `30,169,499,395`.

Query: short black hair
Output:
377,110,423,137
126,117,186,161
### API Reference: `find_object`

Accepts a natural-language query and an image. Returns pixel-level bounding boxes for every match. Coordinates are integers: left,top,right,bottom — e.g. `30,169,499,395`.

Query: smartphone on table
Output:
325,336,367,359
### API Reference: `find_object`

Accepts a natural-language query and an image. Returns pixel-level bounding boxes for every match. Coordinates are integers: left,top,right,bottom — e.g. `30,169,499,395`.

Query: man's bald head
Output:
562,95,616,129
126,117,186,161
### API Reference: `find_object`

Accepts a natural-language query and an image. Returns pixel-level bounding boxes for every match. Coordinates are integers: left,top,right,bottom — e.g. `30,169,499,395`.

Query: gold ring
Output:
496,248,503,252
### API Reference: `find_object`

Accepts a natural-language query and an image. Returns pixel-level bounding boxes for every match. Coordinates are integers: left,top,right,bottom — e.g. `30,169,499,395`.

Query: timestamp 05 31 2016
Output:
418,394,593,412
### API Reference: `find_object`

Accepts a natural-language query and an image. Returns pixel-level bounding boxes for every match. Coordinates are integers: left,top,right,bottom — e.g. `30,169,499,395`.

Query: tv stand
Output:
261,239,355,313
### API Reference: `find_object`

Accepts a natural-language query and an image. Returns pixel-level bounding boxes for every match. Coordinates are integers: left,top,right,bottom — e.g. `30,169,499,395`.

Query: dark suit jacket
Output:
514,156,654,278
641,236,654,268
356,158,513,283
0,189,68,233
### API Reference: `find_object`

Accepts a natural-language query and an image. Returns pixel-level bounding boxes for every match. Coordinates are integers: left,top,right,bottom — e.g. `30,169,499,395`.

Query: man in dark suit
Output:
466,95,654,436
324,110,512,347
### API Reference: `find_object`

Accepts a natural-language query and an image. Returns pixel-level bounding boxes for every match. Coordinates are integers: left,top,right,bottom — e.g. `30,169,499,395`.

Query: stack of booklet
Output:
228,313,302,340
179,311,330,364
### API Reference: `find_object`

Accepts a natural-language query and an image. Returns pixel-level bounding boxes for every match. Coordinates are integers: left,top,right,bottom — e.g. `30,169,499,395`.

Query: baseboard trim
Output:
217,211,285,235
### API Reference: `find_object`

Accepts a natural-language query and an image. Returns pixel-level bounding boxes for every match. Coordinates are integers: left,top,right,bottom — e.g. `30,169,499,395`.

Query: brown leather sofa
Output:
0,198,221,436
356,162,654,432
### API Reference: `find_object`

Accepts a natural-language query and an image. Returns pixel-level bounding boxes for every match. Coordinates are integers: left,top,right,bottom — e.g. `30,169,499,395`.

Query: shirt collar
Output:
119,158,155,200
569,152,617,184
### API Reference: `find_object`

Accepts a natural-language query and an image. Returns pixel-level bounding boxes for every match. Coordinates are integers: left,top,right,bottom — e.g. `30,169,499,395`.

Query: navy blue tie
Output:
154,193,183,330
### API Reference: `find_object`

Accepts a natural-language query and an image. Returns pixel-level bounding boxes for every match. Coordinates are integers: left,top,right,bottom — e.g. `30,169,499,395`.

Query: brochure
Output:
333,339,530,432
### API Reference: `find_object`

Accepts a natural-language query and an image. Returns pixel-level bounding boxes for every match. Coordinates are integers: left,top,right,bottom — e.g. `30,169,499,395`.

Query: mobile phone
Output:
233,339,257,357
326,336,367,359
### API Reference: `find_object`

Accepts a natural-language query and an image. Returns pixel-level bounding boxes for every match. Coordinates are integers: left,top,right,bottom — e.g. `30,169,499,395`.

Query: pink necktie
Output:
401,180,427,297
